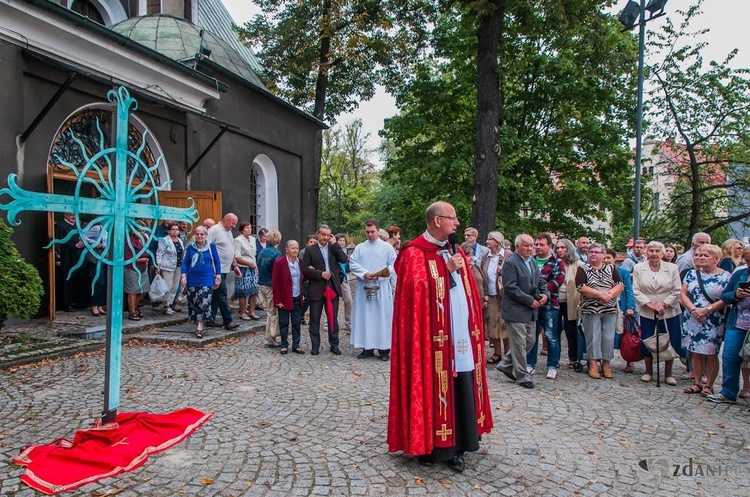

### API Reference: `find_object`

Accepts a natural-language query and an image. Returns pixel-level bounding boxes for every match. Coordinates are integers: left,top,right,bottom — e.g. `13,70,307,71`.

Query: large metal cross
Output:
0,86,198,423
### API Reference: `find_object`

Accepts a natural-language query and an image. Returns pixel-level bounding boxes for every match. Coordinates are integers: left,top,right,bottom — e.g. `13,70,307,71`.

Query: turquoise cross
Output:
0,86,198,423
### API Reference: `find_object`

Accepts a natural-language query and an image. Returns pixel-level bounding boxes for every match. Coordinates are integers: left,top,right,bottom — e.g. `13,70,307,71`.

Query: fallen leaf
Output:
717,424,725,429
619,438,628,441
201,478,215,485
247,482,253,487
178,491,186,494
587,451,595,455
439,478,451,485
474,484,481,489
414,477,423,485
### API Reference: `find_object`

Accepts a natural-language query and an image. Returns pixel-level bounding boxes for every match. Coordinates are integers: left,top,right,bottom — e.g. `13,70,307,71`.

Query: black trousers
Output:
424,371,480,462
308,294,340,351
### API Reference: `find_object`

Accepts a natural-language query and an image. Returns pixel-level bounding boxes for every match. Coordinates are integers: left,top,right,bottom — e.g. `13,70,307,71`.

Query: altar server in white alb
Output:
350,218,398,361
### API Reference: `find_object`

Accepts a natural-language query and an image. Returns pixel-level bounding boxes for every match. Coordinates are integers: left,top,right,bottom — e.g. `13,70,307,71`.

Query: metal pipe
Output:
633,0,646,240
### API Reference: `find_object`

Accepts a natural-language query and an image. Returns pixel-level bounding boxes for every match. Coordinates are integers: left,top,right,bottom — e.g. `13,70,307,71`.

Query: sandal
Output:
240,314,252,321
195,330,203,338
249,314,261,320
128,314,141,321
684,384,702,394
486,355,501,364
701,386,713,397
280,348,288,355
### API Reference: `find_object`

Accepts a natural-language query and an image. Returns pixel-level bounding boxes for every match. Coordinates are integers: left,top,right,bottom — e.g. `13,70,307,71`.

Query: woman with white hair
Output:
481,231,507,363
632,240,683,385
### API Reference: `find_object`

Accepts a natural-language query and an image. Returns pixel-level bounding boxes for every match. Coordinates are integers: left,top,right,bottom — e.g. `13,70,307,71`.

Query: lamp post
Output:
619,0,667,240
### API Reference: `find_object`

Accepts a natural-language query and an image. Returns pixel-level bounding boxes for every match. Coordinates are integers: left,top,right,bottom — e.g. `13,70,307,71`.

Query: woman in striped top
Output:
575,243,624,379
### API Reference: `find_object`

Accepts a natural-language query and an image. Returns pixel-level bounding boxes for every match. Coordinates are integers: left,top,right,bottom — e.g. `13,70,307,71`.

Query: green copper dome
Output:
112,14,265,89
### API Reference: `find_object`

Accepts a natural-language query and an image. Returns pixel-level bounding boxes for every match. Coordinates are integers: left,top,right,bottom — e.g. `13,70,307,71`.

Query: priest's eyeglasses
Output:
437,215,459,222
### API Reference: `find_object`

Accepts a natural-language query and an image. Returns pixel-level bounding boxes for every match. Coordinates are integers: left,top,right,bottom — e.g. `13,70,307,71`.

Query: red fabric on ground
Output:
14,408,213,495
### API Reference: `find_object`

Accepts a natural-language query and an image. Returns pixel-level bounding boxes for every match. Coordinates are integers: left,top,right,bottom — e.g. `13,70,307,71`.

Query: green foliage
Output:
378,0,636,241
0,219,43,325
236,0,432,122
643,0,750,247
318,119,379,234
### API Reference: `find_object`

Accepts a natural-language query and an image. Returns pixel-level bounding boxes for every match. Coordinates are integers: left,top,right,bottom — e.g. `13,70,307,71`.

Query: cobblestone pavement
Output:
1,325,749,496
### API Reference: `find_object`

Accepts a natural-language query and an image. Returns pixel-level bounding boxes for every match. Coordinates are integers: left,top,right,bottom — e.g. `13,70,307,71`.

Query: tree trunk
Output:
687,145,701,248
313,0,332,121
470,0,505,239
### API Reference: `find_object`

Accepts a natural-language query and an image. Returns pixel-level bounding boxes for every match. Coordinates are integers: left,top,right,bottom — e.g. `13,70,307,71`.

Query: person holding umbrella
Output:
301,224,348,356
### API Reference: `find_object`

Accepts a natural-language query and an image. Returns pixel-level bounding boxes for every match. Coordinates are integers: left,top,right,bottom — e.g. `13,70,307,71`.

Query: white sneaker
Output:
527,366,535,375
546,368,558,380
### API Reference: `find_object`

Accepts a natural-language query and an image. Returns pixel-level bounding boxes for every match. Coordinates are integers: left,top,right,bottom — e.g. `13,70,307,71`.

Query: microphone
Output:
448,233,460,255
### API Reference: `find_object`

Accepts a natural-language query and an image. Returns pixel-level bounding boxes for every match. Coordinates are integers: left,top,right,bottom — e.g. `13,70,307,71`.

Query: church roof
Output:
197,0,263,76
112,14,266,90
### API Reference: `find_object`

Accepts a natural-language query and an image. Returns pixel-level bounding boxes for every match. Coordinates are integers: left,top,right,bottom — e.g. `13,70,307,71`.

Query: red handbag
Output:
620,314,644,362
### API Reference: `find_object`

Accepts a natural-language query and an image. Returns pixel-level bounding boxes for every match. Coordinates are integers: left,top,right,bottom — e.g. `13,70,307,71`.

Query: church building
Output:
0,0,324,317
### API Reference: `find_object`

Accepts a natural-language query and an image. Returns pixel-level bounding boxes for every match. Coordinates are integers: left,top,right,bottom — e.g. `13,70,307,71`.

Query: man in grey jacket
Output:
496,234,549,388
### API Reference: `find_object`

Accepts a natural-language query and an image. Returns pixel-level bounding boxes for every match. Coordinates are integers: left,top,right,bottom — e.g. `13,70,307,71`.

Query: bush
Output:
0,218,43,328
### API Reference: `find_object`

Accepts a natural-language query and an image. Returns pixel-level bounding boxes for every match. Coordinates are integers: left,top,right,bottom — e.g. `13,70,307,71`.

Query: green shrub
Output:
0,218,44,327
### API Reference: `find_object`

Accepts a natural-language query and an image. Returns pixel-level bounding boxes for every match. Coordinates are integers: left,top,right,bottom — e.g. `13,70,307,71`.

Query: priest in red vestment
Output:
387,201,493,472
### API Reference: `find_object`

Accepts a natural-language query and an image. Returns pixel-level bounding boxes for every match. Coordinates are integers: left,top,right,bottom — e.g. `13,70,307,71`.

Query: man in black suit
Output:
302,224,349,355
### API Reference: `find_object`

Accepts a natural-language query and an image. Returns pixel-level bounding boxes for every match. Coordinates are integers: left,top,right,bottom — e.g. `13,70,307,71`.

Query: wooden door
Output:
159,191,222,232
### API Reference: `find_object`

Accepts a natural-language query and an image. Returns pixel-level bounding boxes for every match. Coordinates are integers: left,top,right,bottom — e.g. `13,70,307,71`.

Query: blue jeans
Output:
527,308,560,369
210,273,232,325
279,296,302,350
718,327,748,401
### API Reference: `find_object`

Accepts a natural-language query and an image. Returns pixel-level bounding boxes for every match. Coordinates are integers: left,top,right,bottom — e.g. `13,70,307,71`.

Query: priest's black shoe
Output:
519,381,534,389
330,346,342,355
311,349,320,356
447,453,465,472
379,354,390,362
357,350,374,359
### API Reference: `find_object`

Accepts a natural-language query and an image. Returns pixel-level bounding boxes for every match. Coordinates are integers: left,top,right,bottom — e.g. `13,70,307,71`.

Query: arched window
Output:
67,0,127,26
70,0,104,24
251,155,279,231
48,104,171,189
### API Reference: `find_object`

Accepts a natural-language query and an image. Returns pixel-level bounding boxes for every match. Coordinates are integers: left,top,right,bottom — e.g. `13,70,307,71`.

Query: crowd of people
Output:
54,202,750,472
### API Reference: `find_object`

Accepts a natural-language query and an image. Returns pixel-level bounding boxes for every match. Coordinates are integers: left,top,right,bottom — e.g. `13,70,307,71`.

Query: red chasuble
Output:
387,235,493,455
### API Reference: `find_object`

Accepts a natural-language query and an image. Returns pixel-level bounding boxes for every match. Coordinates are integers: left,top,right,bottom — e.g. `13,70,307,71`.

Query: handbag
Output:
148,273,170,303
642,316,681,363
615,308,624,334
620,314,643,362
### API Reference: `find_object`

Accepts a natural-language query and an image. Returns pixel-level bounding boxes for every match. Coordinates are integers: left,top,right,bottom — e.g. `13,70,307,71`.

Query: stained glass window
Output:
49,108,161,186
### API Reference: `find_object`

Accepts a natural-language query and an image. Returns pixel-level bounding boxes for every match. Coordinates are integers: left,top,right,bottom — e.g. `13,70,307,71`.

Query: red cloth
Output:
323,285,337,331
387,235,493,455
14,408,213,495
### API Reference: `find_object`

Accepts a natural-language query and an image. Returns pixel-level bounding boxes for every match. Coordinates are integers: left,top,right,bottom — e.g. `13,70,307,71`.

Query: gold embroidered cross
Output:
433,329,448,347
436,424,453,441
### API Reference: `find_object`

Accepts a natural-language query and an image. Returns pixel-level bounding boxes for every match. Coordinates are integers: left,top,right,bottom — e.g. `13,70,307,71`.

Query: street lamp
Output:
619,0,667,240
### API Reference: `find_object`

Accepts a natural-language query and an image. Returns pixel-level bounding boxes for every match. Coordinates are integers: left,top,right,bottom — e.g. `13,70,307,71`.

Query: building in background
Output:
0,0,325,317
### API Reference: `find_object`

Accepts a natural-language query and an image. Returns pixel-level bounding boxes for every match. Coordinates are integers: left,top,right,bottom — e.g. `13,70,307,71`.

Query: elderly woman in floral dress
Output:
181,226,221,338
680,244,730,396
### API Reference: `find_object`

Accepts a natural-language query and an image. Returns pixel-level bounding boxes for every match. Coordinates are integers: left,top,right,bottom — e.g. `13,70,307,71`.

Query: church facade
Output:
0,0,324,316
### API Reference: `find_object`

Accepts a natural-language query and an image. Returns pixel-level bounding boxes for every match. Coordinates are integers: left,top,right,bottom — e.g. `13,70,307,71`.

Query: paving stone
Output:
2,321,749,495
